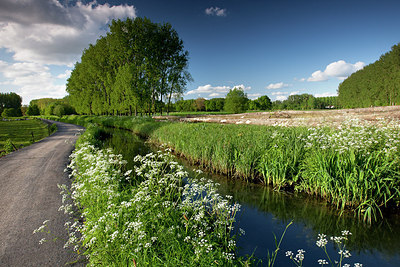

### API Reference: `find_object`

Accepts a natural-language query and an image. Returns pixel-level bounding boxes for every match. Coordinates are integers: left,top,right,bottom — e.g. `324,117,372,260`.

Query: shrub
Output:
1,108,22,117
4,139,15,153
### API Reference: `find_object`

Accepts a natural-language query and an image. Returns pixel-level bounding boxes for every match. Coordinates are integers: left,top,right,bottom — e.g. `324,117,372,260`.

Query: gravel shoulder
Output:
0,120,85,266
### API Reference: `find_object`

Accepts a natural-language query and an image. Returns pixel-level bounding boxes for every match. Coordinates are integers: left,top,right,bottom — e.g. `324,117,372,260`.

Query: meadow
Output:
41,115,400,223
0,119,54,155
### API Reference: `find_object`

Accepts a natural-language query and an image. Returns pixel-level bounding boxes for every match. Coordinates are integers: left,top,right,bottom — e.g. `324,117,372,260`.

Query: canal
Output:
102,127,400,266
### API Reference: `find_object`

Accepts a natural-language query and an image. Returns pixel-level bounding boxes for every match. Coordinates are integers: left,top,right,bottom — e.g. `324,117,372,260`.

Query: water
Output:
102,128,400,266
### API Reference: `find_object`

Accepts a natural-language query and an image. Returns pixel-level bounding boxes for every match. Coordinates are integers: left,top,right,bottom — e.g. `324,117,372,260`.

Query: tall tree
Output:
66,17,191,116
224,88,249,113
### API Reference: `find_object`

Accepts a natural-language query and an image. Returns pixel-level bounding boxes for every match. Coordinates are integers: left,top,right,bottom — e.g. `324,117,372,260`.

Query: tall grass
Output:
41,115,400,222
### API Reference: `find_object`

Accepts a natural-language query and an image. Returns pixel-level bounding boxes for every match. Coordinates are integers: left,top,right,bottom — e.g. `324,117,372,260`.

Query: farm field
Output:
0,119,50,153
159,105,400,127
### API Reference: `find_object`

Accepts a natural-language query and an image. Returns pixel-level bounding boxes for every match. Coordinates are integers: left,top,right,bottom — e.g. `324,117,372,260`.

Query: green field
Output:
0,119,50,152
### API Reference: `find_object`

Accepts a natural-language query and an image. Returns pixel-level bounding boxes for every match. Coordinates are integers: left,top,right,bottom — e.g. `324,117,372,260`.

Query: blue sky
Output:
0,0,399,104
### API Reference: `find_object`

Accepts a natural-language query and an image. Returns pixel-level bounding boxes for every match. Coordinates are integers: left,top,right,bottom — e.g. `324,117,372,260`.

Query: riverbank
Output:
59,125,247,266
41,115,400,223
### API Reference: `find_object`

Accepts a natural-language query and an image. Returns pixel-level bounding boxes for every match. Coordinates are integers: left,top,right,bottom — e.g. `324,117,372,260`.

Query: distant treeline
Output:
0,92,22,117
28,97,76,116
172,94,339,112
338,44,400,108
67,17,191,116
272,95,340,110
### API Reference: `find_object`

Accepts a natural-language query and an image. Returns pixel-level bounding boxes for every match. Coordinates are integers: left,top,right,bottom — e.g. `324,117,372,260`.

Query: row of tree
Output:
0,92,22,117
172,93,339,113
173,91,271,113
272,95,340,110
67,17,191,116
338,44,400,108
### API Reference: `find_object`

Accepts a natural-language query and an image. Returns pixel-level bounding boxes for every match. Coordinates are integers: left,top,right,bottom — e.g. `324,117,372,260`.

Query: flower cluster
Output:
303,117,400,158
286,229,362,267
59,130,241,265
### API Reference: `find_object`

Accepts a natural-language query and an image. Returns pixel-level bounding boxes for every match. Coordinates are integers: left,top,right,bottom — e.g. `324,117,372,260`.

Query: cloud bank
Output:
307,60,365,82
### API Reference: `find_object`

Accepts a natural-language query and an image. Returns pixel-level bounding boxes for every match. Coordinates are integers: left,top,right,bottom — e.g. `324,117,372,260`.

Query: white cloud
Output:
248,93,261,100
308,70,328,82
289,91,300,96
0,0,136,103
56,69,72,79
186,84,251,97
276,95,287,101
0,0,136,66
266,82,290,90
186,84,230,95
205,7,227,17
307,60,365,82
0,61,66,104
271,91,288,96
314,92,338,97
209,92,221,97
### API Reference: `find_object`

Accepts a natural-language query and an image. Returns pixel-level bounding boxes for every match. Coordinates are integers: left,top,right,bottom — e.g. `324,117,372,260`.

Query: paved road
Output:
0,120,85,266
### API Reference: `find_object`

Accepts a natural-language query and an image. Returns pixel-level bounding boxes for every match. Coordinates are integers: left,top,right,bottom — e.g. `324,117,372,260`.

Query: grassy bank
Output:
57,125,246,266
42,115,400,222
0,118,54,156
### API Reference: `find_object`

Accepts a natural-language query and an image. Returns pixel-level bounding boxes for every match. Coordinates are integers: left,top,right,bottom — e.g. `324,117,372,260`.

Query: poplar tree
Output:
67,17,191,115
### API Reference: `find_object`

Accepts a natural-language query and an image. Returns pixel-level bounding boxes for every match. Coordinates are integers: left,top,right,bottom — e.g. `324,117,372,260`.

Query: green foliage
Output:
49,123,57,135
224,87,249,113
205,98,225,111
4,139,15,153
249,95,272,111
30,98,75,116
1,108,22,118
272,95,340,110
258,129,307,188
26,104,40,116
338,43,400,108
194,97,206,111
67,17,191,116
0,92,22,115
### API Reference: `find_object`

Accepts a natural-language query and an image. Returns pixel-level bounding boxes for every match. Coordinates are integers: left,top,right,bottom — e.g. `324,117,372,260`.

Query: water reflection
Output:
102,128,400,266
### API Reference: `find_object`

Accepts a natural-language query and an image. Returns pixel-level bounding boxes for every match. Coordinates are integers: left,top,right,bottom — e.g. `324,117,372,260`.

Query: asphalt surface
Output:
0,120,85,266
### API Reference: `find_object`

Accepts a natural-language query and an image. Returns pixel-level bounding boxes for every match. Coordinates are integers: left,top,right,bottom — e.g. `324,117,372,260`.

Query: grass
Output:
0,119,51,154
41,115,400,223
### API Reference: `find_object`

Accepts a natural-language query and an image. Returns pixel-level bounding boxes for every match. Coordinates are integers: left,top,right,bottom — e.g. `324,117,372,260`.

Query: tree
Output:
26,104,40,116
224,88,249,113
338,43,400,108
205,98,224,111
255,95,272,110
0,92,22,116
195,98,206,111
1,108,20,117
66,17,191,116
